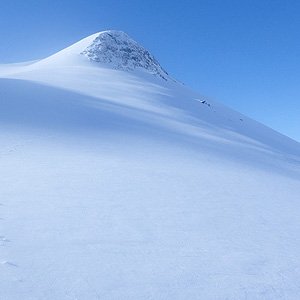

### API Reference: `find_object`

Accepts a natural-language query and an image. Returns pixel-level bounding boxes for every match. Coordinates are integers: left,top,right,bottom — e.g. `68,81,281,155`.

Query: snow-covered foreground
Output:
1,31,300,299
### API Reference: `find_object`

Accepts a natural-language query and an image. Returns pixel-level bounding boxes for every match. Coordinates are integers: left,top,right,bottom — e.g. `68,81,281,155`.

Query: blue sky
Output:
1,0,299,142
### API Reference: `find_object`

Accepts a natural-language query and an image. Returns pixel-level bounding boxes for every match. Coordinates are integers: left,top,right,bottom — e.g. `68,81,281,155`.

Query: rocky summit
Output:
80,30,172,80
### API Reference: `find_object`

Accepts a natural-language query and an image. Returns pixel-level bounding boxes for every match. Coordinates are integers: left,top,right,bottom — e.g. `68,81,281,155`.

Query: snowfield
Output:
1,30,300,300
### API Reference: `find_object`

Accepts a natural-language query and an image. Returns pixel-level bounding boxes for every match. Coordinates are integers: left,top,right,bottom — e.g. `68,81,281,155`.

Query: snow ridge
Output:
81,30,172,81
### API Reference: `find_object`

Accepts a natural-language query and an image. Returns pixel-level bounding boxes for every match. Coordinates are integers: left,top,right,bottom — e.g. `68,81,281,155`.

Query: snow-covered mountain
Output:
1,30,300,300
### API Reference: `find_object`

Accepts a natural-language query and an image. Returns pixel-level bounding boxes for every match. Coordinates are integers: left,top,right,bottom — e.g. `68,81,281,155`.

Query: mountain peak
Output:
80,30,172,81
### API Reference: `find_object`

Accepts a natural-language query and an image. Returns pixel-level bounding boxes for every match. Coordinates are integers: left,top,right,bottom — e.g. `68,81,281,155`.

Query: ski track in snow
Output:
0,30,300,300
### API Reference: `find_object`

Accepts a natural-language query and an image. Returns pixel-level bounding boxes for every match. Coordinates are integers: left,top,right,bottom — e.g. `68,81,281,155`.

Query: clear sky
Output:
1,0,299,142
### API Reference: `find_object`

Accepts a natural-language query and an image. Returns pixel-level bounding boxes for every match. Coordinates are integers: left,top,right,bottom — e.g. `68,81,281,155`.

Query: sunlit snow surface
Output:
1,31,300,300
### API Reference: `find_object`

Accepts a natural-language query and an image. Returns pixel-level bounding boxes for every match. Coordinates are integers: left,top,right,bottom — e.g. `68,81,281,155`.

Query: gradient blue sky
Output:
1,0,299,142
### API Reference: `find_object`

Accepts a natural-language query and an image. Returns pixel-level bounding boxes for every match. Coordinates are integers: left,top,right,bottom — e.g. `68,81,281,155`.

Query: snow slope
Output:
1,30,300,300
